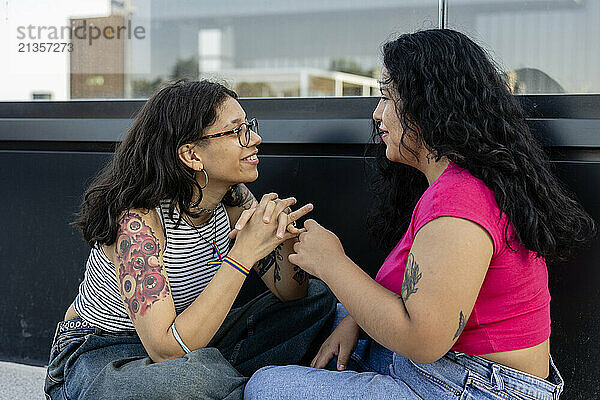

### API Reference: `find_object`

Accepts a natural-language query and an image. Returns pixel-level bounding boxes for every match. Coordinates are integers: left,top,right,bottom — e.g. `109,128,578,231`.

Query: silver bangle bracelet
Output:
171,322,191,353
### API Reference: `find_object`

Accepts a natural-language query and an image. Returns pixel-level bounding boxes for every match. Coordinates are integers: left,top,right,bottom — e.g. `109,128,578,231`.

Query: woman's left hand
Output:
288,219,346,280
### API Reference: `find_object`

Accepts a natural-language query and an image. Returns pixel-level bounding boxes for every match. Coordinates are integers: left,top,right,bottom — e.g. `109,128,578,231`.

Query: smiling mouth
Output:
241,154,258,161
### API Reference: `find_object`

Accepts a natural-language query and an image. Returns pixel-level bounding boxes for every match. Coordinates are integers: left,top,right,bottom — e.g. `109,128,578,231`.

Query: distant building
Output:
70,15,125,99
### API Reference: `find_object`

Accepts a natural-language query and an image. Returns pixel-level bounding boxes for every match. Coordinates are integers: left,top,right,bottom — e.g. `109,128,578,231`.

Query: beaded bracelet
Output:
222,256,251,276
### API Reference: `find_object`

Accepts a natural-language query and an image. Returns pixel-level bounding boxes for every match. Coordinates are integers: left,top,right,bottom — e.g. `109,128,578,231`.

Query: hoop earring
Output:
198,168,209,189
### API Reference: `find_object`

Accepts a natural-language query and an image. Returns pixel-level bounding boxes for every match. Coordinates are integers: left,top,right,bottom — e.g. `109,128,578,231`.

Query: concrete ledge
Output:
0,361,46,400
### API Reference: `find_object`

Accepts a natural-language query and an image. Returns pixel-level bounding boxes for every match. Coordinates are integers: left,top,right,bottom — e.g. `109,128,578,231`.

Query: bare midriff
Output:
478,338,550,379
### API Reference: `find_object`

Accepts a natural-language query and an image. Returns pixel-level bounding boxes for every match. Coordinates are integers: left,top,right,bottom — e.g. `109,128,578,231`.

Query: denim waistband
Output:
446,351,564,400
52,317,98,344
52,317,138,345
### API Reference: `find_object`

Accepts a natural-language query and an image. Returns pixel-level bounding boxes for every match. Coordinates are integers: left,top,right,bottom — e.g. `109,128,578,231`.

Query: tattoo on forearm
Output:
255,250,276,277
116,213,170,321
292,266,308,285
273,263,281,283
453,311,466,341
273,244,283,283
275,244,284,262
234,184,256,210
401,253,422,302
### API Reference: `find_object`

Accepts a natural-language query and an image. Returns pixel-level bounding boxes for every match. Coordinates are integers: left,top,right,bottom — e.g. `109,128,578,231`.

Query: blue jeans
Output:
244,303,565,400
44,279,337,400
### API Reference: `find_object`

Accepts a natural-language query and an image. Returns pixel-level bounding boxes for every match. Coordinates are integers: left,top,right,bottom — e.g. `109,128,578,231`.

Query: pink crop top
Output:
375,162,551,355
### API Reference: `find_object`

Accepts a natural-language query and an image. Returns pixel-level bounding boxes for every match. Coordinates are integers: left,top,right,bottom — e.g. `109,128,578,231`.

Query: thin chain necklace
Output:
186,205,221,260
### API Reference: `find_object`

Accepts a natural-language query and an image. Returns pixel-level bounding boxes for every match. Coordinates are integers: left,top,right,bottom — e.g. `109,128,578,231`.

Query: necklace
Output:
194,206,217,215
186,205,220,260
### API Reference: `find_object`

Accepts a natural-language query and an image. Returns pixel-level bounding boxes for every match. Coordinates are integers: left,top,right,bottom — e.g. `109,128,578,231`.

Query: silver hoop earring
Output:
198,168,209,189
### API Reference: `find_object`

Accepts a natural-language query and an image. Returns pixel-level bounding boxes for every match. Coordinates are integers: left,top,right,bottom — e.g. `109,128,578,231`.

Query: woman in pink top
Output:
244,29,595,399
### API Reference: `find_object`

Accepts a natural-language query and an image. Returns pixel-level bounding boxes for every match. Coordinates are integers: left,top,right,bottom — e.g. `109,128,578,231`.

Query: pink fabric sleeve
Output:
411,177,506,258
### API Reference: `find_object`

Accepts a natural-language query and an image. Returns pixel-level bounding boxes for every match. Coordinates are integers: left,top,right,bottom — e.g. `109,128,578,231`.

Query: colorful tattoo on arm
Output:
401,253,422,302
115,213,170,321
453,311,466,341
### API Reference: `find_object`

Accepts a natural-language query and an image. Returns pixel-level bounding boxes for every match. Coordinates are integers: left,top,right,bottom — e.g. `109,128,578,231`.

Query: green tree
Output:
130,57,200,98
131,77,163,98
170,57,199,80
329,58,365,76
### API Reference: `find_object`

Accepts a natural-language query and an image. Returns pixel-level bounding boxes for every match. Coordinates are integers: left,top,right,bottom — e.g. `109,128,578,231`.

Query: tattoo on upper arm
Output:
233,184,256,210
401,253,422,302
453,311,466,341
115,213,170,321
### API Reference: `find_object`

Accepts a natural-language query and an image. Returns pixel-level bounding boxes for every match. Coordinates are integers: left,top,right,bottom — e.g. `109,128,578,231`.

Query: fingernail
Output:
264,218,269,223
235,224,241,229
338,364,345,370
277,233,283,239
308,203,314,209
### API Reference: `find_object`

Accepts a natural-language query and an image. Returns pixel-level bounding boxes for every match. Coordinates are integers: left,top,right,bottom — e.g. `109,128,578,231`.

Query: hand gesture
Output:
233,193,313,262
288,219,346,280
228,194,312,240
311,315,360,371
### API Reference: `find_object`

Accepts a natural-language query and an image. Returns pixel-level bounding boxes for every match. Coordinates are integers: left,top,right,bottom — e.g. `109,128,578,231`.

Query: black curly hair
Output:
369,29,596,261
74,79,243,247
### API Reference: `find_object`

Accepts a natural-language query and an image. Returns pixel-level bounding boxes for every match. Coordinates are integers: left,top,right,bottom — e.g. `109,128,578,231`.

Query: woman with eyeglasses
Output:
44,79,336,400
243,29,595,399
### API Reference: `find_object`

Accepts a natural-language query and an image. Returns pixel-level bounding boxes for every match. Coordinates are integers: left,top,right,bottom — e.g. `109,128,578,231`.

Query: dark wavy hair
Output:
369,29,596,261
74,79,243,247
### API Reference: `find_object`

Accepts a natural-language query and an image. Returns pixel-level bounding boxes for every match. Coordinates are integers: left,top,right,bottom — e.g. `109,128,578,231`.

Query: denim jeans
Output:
44,279,336,400
244,303,565,400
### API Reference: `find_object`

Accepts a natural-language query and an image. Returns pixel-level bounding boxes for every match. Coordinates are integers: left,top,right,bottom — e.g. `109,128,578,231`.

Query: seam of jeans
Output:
349,352,370,371
247,315,254,337
45,370,61,384
467,376,515,400
230,341,243,365
409,360,462,396
453,353,559,398
62,381,72,400
505,385,547,400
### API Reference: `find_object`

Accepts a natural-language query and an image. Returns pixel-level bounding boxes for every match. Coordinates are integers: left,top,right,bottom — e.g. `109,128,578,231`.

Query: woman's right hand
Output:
231,193,312,264
310,315,360,371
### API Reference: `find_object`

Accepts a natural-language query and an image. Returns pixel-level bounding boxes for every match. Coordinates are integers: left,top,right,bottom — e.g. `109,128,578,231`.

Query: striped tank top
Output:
73,200,232,332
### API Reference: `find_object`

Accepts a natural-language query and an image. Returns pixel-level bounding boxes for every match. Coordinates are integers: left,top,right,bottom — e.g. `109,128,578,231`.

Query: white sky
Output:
0,0,110,101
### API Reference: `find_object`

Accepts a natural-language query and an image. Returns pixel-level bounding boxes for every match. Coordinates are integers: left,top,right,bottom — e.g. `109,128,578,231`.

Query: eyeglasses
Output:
203,118,258,148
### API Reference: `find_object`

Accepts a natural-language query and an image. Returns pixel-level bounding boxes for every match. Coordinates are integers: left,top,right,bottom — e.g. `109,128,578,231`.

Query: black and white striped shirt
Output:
73,200,232,332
